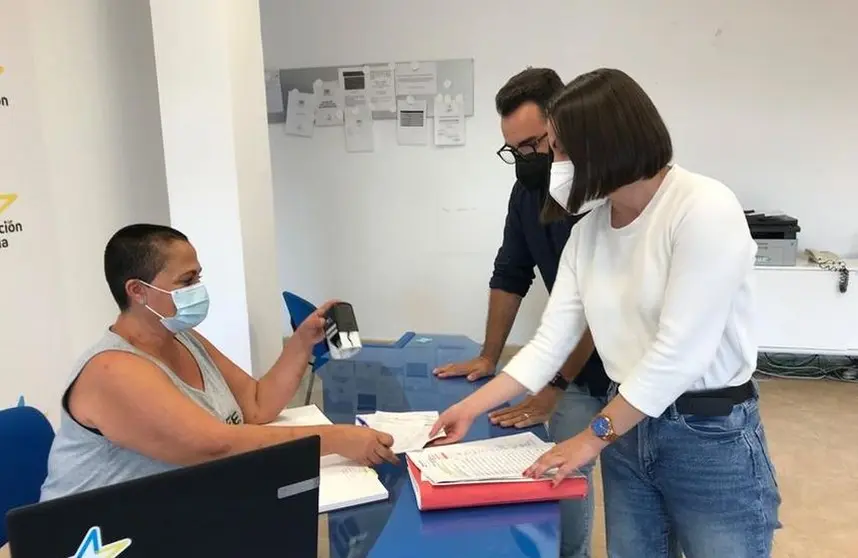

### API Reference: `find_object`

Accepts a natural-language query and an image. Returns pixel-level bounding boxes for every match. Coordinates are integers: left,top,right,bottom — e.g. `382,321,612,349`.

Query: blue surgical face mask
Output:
141,281,210,333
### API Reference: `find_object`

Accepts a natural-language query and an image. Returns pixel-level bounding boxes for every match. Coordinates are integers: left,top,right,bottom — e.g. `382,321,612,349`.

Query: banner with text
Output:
0,1,69,420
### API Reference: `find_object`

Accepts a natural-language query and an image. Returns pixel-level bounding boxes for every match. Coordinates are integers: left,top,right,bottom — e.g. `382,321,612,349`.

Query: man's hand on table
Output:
433,355,496,381
489,386,563,428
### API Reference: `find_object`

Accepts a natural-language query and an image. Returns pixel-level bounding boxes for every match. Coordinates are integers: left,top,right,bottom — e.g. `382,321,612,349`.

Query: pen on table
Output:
356,416,369,427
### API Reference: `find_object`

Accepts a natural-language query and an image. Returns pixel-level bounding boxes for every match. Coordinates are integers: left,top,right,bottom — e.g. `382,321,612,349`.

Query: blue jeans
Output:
601,384,782,558
548,383,604,558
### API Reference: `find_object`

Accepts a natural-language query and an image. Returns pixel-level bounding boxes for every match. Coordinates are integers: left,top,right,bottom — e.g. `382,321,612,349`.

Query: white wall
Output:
149,0,283,375
260,0,858,345
1,0,170,419
149,0,254,372
226,2,286,376
29,0,171,356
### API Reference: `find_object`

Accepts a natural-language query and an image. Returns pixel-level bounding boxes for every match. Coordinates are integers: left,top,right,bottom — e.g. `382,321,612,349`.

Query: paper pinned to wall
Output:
265,70,284,114
433,93,465,146
366,63,397,113
394,61,438,96
338,65,368,107
277,59,474,120
284,89,315,137
314,79,344,126
396,98,428,146
345,104,374,153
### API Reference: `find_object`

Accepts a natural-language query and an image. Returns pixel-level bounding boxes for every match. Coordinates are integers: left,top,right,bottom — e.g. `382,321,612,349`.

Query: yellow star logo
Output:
94,538,132,557
70,526,132,558
0,193,17,215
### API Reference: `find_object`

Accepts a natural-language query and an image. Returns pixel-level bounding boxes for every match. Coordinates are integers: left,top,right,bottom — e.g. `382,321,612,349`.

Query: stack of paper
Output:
403,432,588,511
270,405,389,513
407,432,555,485
355,410,446,454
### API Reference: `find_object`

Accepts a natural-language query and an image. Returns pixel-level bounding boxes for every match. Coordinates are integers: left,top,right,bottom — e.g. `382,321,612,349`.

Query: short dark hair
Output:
543,68,672,220
495,67,564,117
104,224,188,311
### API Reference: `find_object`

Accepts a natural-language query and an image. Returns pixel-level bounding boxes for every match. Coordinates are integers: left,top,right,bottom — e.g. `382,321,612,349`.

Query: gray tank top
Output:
40,329,243,501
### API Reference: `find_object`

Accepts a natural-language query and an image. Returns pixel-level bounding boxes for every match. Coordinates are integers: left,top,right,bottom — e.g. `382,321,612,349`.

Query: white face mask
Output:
549,161,607,215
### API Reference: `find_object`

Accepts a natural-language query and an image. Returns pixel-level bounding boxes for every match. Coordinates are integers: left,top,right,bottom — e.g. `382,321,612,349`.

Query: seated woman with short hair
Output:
40,224,396,501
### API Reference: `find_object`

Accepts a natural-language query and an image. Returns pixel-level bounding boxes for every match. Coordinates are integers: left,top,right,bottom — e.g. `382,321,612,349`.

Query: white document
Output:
366,63,397,113
270,405,389,512
313,79,344,127
338,66,368,107
344,104,374,153
407,432,555,485
355,411,446,454
315,455,387,513
395,61,438,96
271,404,330,427
265,70,284,114
396,98,428,146
433,94,465,146
284,89,315,137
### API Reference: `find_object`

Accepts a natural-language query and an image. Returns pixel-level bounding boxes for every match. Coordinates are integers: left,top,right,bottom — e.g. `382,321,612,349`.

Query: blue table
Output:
316,334,560,558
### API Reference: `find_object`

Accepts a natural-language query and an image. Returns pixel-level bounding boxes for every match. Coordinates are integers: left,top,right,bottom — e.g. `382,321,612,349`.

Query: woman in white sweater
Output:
432,68,781,558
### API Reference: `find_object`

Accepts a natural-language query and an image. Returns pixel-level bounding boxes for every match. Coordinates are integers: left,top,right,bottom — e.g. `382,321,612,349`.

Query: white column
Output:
148,0,283,375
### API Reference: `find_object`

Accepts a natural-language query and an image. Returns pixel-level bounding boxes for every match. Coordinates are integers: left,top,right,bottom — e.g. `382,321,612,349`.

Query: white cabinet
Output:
754,257,858,355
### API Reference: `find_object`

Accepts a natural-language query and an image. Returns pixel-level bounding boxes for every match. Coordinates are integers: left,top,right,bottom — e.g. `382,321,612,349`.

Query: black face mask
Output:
515,151,553,190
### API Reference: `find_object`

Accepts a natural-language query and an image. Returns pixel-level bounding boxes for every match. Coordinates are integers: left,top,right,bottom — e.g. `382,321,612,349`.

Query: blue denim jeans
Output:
548,383,605,558
601,383,782,558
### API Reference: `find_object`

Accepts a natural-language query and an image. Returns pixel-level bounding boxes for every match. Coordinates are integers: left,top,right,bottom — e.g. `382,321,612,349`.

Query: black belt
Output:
674,381,755,417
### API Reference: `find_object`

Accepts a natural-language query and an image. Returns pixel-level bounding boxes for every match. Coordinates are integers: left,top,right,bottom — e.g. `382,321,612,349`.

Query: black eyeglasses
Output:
496,133,548,164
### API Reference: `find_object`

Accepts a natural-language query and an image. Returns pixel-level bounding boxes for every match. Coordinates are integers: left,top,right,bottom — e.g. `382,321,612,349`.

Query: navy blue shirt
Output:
490,181,609,397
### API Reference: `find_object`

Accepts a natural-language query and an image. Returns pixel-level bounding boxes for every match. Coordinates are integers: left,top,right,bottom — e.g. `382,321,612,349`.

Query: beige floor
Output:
3,377,854,558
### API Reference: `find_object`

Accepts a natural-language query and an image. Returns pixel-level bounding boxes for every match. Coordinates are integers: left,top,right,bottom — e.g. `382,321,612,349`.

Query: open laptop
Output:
5,436,320,557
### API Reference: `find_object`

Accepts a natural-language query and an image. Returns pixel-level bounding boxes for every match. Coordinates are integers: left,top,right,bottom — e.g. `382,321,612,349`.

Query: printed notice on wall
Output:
433,94,465,146
265,70,284,115
396,98,428,146
338,66,367,107
394,61,438,96
284,90,315,137
345,104,374,153
366,63,397,113
314,80,344,126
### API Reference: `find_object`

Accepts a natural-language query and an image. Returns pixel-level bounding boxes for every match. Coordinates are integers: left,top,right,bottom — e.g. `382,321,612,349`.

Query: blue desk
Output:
316,334,560,558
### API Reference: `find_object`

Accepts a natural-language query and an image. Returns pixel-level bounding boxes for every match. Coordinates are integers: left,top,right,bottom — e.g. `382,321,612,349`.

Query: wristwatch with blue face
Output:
590,414,618,442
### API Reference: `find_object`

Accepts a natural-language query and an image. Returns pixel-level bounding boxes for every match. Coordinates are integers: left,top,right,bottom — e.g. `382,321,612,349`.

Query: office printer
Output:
744,211,801,266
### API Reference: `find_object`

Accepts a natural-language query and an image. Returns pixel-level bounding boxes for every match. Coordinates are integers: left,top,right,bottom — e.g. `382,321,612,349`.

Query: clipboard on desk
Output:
406,457,587,511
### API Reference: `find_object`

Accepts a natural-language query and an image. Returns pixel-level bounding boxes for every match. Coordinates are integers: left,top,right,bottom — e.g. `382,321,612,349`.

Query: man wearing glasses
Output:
433,68,609,558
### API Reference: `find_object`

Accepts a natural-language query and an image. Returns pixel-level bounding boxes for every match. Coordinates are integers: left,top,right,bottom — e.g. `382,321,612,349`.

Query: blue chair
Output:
0,406,55,545
282,291,331,405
